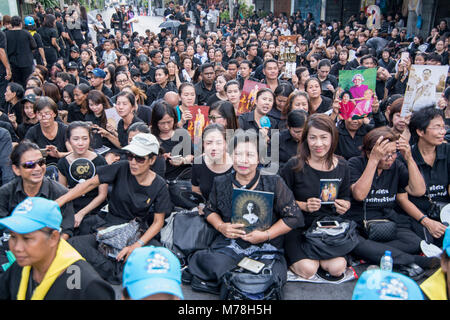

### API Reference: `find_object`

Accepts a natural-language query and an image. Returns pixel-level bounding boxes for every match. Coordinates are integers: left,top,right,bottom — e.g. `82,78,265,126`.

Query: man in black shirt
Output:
138,55,155,85
343,30,359,50
246,43,263,70
194,63,216,105
88,68,113,98
5,16,37,88
0,197,115,300
0,23,12,112
67,62,89,85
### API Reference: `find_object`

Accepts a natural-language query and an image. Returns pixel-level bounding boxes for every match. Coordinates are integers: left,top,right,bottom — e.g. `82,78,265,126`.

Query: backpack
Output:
220,253,284,300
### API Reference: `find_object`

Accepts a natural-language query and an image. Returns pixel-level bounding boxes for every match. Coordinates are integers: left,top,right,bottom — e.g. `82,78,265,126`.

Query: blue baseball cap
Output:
123,246,183,300
24,16,35,26
352,269,424,300
0,197,62,234
443,227,450,257
91,68,106,78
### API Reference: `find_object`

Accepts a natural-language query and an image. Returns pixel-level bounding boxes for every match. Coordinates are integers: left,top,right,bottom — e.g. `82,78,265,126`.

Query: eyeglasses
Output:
428,126,446,132
126,152,147,164
382,152,397,161
208,115,223,121
38,111,54,118
21,158,46,169
116,80,129,84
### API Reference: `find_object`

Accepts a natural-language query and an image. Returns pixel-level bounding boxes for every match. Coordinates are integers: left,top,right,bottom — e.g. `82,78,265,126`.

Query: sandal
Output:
396,263,425,280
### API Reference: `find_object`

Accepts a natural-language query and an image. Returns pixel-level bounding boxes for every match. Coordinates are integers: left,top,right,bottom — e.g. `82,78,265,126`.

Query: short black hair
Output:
200,63,214,73
409,105,444,143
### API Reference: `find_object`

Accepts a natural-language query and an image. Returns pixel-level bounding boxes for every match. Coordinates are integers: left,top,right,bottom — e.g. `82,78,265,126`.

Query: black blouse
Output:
204,173,304,249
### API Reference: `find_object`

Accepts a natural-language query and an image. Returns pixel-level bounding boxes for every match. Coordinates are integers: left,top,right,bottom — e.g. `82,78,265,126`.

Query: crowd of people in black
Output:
0,0,448,300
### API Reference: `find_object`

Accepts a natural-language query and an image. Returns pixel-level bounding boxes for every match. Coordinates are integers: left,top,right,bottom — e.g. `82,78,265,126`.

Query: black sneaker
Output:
181,267,193,285
396,263,425,281
316,267,345,282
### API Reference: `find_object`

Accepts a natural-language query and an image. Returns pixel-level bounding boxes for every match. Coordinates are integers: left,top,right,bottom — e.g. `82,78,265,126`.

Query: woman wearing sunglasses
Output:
0,141,75,240
55,133,172,283
57,122,108,235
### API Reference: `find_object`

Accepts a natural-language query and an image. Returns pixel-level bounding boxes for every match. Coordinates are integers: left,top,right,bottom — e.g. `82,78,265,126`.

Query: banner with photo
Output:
279,35,299,79
400,65,449,117
338,68,377,120
237,80,268,116
187,106,210,153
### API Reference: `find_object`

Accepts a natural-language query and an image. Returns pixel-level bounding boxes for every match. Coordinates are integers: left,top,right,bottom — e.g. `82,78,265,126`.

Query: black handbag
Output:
303,216,360,260
167,168,203,210
425,190,446,221
172,209,219,257
363,200,397,242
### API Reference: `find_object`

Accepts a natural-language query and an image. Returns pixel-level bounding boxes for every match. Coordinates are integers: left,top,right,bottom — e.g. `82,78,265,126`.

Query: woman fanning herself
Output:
187,129,304,293
57,122,108,235
56,133,172,283
348,127,438,279
281,114,354,280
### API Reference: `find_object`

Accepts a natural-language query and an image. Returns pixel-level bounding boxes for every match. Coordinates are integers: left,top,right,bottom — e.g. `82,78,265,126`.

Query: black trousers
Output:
352,227,422,267
11,65,33,88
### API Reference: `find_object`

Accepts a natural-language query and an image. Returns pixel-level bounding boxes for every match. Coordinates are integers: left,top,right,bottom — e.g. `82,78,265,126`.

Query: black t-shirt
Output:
67,102,88,123
0,259,115,300
159,128,194,181
117,115,143,147
5,30,37,67
57,155,107,213
191,155,233,201
97,160,172,226
194,80,216,106
347,155,409,226
281,157,351,228
37,26,58,47
25,122,68,165
313,96,332,114
136,104,153,126
278,129,298,170
407,143,450,213
17,122,35,141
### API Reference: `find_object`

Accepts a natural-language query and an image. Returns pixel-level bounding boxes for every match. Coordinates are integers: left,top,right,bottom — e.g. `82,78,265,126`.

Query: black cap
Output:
71,46,80,53
67,61,79,70
22,94,37,104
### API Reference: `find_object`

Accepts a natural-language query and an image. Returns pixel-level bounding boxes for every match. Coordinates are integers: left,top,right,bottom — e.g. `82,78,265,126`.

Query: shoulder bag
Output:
363,199,397,242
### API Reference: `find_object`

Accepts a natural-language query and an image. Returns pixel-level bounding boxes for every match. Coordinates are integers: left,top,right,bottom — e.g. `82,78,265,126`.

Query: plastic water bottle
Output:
380,250,393,272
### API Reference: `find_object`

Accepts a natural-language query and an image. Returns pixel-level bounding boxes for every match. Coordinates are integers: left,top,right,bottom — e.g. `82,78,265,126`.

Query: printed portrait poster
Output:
238,80,268,116
319,179,341,204
401,65,449,117
365,5,381,30
231,189,274,233
338,68,377,120
279,35,299,79
187,106,210,153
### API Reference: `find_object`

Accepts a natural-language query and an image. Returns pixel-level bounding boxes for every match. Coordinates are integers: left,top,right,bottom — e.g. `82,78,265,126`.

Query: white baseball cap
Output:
122,133,160,157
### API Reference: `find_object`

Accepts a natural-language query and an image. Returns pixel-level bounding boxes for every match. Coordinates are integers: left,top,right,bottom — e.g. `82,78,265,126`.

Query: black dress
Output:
188,173,304,283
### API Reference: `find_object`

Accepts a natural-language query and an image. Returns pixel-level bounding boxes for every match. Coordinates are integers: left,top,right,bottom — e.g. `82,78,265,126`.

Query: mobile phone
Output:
317,36,324,47
40,148,48,157
238,257,265,274
401,52,409,63
317,221,339,228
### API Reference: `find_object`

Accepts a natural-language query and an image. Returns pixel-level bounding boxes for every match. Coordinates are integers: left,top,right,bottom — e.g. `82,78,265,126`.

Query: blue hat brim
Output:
126,278,183,300
0,216,47,234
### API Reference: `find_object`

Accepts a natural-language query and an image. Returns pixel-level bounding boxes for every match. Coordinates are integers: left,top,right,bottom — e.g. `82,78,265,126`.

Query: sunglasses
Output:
21,158,46,169
126,152,147,164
